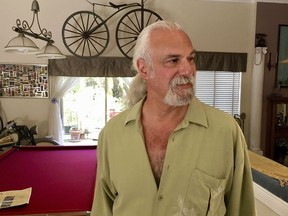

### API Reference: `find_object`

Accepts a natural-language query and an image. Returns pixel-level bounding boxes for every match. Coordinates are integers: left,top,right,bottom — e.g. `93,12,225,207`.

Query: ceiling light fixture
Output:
4,0,65,59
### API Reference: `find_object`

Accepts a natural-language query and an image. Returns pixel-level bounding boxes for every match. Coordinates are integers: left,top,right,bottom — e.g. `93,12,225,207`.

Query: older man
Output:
91,20,256,216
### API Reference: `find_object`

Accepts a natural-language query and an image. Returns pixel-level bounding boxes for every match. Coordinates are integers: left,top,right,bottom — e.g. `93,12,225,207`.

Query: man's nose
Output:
179,59,196,75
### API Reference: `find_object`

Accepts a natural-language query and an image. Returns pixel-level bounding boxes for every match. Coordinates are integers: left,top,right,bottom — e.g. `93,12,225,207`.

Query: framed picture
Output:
0,63,48,98
276,25,288,88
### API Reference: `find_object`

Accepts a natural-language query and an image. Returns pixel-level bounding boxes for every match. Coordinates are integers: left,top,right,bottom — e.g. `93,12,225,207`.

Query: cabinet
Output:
265,96,288,165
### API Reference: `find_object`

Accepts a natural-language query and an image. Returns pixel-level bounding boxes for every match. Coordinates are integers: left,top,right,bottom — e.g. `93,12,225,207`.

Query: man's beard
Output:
164,76,195,106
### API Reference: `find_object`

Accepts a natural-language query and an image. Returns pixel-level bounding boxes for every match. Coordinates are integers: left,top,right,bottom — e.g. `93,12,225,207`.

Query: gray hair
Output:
127,20,184,107
132,20,184,72
126,74,147,108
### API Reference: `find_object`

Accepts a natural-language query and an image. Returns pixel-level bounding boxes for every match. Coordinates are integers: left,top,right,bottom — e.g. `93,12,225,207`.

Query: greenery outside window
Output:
61,77,132,140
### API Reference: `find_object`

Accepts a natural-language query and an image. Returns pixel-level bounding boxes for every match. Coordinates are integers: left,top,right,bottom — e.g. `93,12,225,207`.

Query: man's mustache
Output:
170,76,195,87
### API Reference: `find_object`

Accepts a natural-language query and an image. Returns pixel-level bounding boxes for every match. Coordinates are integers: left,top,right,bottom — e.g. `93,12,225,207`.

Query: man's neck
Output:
142,98,189,123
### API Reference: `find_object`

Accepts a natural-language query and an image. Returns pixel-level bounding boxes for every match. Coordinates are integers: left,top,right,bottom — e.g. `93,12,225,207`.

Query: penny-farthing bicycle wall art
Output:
62,0,162,59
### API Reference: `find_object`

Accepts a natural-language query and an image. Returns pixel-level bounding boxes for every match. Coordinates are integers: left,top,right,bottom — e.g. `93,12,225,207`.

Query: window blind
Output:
195,71,241,115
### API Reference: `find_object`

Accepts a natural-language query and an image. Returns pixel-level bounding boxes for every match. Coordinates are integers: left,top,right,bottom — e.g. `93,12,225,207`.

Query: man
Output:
91,20,256,216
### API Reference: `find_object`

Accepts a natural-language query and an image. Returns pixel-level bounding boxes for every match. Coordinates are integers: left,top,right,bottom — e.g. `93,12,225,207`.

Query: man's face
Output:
141,29,196,106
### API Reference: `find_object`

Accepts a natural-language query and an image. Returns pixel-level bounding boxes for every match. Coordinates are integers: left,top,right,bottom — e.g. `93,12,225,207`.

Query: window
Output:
61,77,132,141
61,71,241,142
195,71,241,116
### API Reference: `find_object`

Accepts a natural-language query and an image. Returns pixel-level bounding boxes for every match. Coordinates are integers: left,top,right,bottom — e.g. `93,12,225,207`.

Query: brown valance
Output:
48,56,135,77
48,52,247,77
196,51,247,72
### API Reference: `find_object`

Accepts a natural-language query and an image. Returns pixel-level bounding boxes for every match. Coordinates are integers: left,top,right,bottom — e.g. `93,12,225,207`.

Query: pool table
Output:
0,145,97,216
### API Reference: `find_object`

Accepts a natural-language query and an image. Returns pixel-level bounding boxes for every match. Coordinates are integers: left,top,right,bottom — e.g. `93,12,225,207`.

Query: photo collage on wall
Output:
0,64,48,98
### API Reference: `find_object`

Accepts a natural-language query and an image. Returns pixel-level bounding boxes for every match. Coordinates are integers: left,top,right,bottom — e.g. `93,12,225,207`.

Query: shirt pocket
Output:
181,169,226,216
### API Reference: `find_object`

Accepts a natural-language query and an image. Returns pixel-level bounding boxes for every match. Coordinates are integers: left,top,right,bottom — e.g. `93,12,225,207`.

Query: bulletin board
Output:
0,64,48,98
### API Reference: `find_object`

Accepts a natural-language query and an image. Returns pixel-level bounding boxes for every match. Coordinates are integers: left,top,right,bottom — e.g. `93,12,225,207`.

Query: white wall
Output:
0,0,256,137
254,182,288,216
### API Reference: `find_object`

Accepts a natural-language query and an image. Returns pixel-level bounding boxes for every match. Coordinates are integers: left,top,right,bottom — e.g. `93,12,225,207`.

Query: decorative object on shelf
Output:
69,128,82,142
256,33,277,72
265,96,288,165
4,0,65,59
275,138,288,165
276,112,284,126
0,63,48,98
255,33,267,47
254,46,267,65
255,33,268,65
276,25,288,87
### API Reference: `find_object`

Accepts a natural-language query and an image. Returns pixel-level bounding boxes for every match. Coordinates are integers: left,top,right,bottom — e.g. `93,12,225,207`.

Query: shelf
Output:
265,96,288,164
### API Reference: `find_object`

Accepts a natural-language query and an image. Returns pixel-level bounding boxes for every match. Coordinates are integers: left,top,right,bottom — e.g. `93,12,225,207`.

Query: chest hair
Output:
143,125,173,187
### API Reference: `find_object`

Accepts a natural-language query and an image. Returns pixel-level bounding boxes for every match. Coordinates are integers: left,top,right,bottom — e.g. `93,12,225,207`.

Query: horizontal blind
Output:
195,71,241,115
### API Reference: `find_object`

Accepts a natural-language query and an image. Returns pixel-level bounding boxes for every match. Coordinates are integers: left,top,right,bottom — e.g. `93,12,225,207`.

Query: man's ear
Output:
137,58,149,80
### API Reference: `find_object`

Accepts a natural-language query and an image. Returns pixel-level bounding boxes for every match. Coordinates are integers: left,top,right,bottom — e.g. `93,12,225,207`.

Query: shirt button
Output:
158,195,163,201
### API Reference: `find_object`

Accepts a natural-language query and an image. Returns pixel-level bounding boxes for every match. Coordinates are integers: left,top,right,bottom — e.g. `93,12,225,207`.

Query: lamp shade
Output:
36,42,66,59
4,33,39,53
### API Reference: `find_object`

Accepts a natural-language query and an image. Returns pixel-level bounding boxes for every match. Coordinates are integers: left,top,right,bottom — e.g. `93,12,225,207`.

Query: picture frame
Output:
0,63,49,98
276,25,288,88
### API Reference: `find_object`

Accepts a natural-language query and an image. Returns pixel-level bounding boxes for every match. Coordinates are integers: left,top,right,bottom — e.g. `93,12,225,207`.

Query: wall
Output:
256,2,288,152
0,0,256,137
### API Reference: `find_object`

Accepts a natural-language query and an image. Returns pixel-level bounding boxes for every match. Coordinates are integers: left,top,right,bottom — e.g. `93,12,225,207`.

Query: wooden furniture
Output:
265,96,288,165
249,150,288,215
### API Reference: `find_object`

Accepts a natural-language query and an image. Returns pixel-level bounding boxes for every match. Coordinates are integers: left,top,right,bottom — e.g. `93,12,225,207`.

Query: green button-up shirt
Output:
91,97,256,216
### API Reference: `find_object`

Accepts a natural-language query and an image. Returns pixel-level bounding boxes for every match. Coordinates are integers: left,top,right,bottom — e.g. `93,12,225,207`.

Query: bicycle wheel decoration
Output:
116,9,162,59
62,11,109,58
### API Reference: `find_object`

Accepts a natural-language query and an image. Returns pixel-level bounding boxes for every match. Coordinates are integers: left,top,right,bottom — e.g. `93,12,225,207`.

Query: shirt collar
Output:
124,96,208,129
185,97,208,128
125,96,146,130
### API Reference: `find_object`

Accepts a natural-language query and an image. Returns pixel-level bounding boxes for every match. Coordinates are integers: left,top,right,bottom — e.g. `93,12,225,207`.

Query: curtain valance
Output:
196,51,247,72
48,52,247,77
48,56,135,77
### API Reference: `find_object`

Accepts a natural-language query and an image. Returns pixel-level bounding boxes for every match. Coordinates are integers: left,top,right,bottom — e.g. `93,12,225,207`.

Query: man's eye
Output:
168,58,180,64
188,56,195,63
